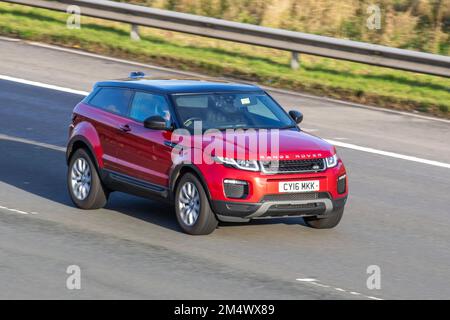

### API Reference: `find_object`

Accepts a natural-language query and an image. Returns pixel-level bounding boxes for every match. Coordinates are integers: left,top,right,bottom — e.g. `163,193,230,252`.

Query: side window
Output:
89,88,132,116
130,92,171,122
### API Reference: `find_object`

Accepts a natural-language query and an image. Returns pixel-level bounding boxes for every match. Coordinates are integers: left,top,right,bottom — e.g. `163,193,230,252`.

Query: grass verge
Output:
0,3,449,118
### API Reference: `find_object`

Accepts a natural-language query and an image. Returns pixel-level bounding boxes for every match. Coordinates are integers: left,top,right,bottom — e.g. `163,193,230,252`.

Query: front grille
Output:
262,203,326,217
261,192,329,202
260,159,326,173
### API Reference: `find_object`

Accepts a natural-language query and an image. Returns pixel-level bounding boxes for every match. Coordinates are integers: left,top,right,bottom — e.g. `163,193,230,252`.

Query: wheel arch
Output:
66,136,100,169
170,164,212,201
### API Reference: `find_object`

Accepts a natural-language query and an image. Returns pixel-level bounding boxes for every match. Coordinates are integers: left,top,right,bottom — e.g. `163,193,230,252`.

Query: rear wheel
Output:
67,148,108,209
304,207,344,229
175,173,218,235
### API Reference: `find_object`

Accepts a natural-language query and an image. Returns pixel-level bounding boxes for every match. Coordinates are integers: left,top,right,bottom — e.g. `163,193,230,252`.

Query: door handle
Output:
119,124,131,132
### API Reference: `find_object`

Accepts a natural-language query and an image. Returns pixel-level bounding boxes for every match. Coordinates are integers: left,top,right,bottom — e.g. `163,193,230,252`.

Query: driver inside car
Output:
206,95,247,128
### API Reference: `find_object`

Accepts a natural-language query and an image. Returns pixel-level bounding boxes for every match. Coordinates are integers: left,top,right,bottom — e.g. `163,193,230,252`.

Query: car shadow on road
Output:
0,139,308,233
0,139,183,231
0,139,73,206
221,217,308,228
106,192,181,232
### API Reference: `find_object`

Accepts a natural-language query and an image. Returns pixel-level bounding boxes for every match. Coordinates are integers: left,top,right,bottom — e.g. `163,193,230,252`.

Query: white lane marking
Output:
0,73,449,170
19,37,450,124
296,278,383,300
1,130,449,171
29,41,203,78
296,278,317,282
332,137,349,141
0,36,21,42
0,74,88,96
326,139,450,169
265,86,450,124
301,128,320,132
0,133,66,152
9,209,29,215
0,205,37,215
312,283,330,288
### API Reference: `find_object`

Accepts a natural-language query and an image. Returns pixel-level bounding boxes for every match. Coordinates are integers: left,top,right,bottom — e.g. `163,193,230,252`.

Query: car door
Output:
114,90,174,188
87,87,133,172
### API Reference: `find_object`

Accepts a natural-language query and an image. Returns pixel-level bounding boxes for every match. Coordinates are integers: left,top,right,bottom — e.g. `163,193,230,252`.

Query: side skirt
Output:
101,169,170,202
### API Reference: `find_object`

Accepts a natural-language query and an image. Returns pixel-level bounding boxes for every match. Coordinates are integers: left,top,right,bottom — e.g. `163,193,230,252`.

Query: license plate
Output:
278,180,320,193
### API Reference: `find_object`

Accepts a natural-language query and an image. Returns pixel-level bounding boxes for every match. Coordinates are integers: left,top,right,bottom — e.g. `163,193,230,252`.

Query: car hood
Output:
181,129,335,161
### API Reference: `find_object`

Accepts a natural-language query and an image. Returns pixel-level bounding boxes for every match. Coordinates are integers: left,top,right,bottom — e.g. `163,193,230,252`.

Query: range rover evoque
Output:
66,73,348,235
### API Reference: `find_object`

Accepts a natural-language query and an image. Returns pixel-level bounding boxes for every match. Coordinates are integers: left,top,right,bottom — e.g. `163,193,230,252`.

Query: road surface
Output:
0,38,449,299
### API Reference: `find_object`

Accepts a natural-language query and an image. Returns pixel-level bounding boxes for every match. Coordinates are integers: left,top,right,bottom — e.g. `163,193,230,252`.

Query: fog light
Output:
337,174,346,194
224,179,249,199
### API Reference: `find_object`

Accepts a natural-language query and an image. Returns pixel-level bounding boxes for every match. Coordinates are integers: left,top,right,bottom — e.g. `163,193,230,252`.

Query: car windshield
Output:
172,92,295,131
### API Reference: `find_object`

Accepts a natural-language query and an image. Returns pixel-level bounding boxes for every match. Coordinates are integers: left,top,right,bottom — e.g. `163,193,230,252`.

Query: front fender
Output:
169,163,212,200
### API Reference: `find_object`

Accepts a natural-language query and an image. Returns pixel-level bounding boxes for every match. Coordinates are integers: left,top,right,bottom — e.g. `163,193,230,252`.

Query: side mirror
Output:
289,110,303,124
143,115,171,130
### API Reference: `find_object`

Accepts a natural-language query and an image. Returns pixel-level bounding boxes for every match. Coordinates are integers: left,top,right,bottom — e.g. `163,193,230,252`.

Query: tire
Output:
175,173,218,235
304,207,344,229
67,148,108,210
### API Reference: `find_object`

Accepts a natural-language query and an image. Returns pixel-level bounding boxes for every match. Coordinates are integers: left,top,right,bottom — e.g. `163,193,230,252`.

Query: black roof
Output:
95,77,262,94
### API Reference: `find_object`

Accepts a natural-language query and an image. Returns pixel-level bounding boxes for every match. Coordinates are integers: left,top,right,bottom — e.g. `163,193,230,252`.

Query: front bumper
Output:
212,194,347,222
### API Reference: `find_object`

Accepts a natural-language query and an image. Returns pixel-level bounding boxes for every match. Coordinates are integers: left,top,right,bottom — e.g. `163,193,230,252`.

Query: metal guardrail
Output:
3,0,450,77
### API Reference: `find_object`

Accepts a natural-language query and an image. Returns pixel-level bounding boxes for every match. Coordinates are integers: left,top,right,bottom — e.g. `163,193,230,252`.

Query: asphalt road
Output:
0,38,449,299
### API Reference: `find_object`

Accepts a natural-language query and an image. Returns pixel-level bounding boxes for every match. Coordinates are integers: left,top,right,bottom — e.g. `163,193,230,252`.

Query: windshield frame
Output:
168,90,297,132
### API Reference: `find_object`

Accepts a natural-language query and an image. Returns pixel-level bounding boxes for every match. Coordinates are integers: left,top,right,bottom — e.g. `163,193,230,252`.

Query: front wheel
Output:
67,148,108,209
175,173,218,235
304,207,344,229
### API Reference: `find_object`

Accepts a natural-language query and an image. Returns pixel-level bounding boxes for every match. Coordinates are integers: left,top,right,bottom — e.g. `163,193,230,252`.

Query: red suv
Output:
66,74,348,235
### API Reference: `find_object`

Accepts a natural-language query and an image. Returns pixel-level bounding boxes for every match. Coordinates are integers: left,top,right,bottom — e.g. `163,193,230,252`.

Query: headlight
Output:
214,156,260,171
325,154,338,168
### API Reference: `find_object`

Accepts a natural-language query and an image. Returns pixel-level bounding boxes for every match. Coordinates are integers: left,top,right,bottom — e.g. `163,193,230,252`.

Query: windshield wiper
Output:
215,124,249,130
212,124,297,131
